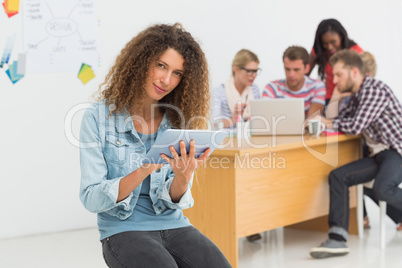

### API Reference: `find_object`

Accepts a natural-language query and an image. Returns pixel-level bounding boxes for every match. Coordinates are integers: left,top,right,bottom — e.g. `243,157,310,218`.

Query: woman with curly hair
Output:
308,18,363,104
79,23,231,268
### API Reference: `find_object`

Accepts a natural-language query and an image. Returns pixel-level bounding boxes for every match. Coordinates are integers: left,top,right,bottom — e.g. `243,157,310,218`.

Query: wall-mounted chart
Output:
23,0,98,73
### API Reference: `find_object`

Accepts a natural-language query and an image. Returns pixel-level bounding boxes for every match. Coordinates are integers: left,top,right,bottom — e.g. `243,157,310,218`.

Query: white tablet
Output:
142,129,228,164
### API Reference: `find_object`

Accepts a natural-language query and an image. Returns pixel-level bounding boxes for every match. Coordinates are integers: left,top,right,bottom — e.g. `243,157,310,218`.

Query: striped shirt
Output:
333,76,402,156
262,76,326,117
211,83,260,120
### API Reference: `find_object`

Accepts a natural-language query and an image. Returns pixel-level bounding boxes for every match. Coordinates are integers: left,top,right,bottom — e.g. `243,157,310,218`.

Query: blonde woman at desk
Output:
79,23,231,268
211,49,261,128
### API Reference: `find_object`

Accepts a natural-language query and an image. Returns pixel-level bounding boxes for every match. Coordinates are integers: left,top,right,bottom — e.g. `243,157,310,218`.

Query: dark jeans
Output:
328,149,402,239
101,226,231,268
364,187,402,223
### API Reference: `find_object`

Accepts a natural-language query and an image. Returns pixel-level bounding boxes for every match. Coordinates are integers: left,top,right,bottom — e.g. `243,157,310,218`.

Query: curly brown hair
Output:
97,23,210,129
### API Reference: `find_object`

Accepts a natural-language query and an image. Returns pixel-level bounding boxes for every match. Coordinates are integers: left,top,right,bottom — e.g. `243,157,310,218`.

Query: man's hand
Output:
332,86,352,101
310,114,334,129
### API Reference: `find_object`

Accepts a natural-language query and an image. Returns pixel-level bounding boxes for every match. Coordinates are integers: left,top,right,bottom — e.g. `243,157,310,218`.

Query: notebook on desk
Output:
249,98,305,135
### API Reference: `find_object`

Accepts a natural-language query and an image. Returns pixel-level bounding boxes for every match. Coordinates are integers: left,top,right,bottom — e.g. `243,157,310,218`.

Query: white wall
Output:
1,0,401,239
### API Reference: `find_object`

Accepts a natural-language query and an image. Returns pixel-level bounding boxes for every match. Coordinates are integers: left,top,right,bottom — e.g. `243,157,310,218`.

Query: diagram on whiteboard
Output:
23,0,99,73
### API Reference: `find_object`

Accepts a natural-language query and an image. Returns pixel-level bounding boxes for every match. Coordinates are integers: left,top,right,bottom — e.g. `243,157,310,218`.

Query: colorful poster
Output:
22,0,99,73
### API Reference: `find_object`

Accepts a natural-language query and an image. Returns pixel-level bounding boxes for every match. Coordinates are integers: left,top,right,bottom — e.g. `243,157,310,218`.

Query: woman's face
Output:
321,31,342,55
144,48,184,103
234,61,259,87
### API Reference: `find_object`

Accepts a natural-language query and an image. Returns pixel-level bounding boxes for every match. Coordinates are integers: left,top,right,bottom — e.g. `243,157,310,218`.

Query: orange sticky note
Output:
2,1,18,18
7,0,19,12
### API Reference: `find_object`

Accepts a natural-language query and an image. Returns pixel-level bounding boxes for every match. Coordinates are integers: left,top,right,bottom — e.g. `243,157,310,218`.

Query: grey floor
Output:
1,198,401,268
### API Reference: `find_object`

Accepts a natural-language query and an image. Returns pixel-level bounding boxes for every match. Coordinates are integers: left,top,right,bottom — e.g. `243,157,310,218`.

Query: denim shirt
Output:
79,101,194,223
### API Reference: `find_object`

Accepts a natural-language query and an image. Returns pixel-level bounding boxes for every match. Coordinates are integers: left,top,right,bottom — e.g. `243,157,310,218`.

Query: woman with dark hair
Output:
308,18,363,104
79,23,231,268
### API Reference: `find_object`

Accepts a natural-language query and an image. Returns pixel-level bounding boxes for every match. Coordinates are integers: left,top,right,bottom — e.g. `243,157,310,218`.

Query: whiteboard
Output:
23,0,99,73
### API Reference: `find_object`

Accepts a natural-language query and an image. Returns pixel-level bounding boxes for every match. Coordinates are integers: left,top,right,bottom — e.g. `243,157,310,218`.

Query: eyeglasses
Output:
239,67,262,76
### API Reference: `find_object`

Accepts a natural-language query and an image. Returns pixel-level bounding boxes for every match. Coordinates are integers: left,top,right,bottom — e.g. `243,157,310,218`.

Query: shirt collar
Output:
115,111,171,133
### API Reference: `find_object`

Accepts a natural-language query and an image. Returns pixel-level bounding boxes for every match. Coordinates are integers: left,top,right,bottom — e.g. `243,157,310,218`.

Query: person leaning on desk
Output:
262,45,326,118
307,18,363,105
309,49,402,259
79,23,231,268
325,51,402,232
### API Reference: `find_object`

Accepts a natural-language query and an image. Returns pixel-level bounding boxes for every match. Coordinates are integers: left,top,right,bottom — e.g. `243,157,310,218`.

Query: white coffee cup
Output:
308,119,325,136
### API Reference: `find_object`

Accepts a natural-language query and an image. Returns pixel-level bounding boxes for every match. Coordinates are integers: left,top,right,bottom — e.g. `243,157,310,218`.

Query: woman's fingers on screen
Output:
197,148,211,160
195,148,211,167
179,140,187,158
170,146,179,159
188,140,196,158
160,154,171,163
202,148,212,158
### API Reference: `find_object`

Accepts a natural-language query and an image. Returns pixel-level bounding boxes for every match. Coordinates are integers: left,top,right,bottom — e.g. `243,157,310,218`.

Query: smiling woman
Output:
144,48,184,101
98,23,210,130
79,23,231,268
307,18,364,103
211,49,261,128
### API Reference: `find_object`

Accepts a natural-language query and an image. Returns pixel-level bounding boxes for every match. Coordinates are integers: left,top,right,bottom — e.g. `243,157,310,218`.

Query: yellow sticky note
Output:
79,64,90,73
78,67,95,85
7,0,20,12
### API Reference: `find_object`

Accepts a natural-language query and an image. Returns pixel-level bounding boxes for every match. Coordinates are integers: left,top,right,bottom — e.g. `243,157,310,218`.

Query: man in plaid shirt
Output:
310,50,402,259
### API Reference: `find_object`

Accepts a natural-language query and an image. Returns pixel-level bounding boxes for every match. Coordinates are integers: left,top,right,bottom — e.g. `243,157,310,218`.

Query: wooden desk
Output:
184,134,361,268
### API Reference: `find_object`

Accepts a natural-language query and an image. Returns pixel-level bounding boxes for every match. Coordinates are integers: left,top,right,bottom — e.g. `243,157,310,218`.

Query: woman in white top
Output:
212,49,261,128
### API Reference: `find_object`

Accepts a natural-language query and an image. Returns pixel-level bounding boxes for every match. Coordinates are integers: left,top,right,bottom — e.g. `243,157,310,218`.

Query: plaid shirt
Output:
333,76,402,156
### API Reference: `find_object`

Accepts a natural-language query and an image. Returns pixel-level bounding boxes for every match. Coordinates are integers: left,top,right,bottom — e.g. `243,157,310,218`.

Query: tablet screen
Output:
142,129,228,164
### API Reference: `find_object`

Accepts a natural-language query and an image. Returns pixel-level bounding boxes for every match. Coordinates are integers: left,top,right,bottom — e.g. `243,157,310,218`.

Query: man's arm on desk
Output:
311,115,334,130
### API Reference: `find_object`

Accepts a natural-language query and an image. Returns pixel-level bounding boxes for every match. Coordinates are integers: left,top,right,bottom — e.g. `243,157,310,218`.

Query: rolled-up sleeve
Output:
158,169,194,210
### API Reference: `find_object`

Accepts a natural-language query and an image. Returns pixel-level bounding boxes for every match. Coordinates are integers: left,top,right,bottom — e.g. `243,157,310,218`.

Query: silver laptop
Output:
249,99,305,135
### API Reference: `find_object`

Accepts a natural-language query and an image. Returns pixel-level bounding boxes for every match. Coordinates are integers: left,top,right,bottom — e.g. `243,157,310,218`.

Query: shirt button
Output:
158,207,162,211
116,140,121,145
156,168,161,172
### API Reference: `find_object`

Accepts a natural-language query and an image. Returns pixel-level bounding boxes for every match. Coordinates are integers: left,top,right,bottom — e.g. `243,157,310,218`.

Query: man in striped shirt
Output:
310,50,402,259
262,46,326,118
